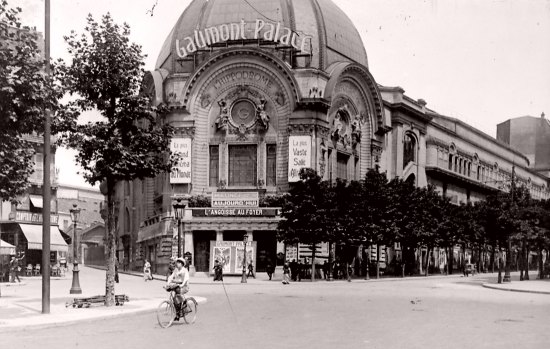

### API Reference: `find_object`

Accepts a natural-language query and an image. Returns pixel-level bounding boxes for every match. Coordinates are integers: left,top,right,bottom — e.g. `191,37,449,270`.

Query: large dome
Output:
155,0,368,72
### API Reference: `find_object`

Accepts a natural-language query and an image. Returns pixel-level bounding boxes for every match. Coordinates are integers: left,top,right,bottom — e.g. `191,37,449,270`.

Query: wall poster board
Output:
209,241,257,275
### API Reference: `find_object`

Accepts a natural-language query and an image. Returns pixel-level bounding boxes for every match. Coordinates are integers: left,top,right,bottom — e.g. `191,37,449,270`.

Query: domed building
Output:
118,0,549,276
125,0,390,275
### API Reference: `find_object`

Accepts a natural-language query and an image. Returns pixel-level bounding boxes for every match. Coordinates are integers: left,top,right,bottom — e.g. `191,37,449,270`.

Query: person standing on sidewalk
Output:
247,260,255,278
266,260,275,280
282,261,290,284
143,260,153,281
213,259,223,281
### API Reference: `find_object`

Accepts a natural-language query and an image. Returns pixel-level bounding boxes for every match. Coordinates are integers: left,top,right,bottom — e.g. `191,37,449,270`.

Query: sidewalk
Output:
481,272,550,295
0,266,206,331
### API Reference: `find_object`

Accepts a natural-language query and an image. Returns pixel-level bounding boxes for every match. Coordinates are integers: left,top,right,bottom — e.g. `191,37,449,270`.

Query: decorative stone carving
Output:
215,99,229,130
275,89,285,106
288,124,314,136
236,123,249,141
200,93,212,108
351,114,363,148
371,143,383,164
256,98,270,130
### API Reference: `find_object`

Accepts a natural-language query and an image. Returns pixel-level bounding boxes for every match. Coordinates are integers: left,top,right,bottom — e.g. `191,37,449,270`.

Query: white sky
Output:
15,0,550,188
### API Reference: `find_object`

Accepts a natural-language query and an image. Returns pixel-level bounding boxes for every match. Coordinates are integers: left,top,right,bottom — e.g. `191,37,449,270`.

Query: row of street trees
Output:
278,168,550,281
1,2,176,305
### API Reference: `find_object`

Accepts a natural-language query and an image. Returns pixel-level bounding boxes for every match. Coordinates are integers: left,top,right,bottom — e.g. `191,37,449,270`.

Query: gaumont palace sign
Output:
176,19,313,58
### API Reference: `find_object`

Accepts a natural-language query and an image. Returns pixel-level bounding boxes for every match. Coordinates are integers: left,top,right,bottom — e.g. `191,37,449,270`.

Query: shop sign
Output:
288,135,311,182
211,191,259,207
192,208,278,217
170,138,192,184
15,211,59,224
176,19,313,59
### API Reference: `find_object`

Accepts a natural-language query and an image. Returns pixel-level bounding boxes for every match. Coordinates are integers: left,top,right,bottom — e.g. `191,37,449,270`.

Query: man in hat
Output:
167,257,190,321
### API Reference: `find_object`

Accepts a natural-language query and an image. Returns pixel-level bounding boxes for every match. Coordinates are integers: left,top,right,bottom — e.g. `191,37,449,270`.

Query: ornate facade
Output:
115,0,550,274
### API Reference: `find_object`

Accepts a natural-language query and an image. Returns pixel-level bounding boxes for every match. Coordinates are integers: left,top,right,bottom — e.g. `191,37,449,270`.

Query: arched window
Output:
403,133,416,168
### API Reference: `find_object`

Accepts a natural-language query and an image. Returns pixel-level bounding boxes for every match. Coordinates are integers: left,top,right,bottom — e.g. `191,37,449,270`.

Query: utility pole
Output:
42,0,52,314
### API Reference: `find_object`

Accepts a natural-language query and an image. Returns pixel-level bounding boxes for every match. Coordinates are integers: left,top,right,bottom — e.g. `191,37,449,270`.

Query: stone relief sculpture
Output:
351,114,363,147
215,99,229,130
256,98,270,130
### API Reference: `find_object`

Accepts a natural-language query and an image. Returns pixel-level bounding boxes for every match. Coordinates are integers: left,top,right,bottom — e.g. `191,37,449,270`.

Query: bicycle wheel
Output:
182,297,198,324
157,300,176,328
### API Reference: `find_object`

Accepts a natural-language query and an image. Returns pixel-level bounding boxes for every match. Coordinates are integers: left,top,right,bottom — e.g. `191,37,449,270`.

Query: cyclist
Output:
167,257,190,321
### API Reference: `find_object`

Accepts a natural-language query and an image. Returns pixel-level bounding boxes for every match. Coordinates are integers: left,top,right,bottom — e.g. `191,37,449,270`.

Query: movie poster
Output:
213,246,231,273
235,246,254,272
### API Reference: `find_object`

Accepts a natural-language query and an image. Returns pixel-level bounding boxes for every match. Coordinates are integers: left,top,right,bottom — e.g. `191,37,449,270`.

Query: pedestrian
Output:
10,254,24,283
266,260,275,280
213,259,223,281
167,257,176,282
9,256,17,283
282,261,290,284
143,259,153,281
290,259,297,281
322,261,328,279
247,260,255,278
115,258,120,283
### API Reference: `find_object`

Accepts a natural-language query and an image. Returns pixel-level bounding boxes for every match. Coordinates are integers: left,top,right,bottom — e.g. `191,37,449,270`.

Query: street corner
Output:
481,281,550,295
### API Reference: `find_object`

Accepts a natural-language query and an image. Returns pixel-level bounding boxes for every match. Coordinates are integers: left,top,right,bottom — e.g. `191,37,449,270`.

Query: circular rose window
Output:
230,99,256,127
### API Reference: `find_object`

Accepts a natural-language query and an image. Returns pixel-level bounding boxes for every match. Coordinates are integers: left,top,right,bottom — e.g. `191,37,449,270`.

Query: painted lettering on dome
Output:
213,71,272,90
176,19,313,59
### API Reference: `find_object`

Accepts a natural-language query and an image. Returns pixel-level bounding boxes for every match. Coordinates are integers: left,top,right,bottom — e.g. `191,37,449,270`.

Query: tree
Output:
57,13,175,306
277,168,333,281
0,0,61,202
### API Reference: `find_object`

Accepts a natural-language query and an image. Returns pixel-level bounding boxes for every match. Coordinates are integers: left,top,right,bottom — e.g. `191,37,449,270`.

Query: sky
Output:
14,0,550,188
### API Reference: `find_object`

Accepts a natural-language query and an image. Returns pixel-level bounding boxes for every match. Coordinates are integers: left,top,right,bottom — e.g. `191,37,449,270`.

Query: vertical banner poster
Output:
235,246,255,272
288,135,311,182
213,246,232,273
170,138,192,183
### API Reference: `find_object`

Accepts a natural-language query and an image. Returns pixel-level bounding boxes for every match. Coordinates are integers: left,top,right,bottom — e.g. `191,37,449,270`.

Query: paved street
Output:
1,269,549,349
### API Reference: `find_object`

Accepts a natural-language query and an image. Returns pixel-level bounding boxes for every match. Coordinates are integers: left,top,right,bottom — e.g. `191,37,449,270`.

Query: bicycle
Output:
157,285,198,328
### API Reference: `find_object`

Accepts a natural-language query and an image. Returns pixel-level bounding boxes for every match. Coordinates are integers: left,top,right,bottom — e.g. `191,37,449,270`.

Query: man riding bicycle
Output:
167,257,190,321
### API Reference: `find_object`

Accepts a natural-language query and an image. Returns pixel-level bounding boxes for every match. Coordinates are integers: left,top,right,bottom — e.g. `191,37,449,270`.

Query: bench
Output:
66,294,130,308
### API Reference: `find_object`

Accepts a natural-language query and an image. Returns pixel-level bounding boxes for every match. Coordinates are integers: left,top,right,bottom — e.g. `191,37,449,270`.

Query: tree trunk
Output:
327,242,333,281
424,246,430,277
311,244,316,282
524,241,529,281
105,179,117,306
376,244,380,279
538,248,544,280
491,243,496,273
448,246,454,275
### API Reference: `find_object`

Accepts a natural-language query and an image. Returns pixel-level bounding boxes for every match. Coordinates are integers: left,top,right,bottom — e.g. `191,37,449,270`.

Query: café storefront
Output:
0,211,68,269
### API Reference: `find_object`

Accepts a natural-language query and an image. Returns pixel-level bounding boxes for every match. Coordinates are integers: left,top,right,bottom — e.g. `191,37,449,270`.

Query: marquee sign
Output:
211,192,259,207
176,19,313,59
192,208,279,217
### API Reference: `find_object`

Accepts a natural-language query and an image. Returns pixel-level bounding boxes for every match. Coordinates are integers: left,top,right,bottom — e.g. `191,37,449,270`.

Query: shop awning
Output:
0,239,16,255
19,224,68,252
29,195,43,208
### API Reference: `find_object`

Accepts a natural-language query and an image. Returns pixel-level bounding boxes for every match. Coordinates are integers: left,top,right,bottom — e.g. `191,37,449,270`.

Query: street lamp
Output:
69,204,82,294
241,233,248,283
173,199,187,258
